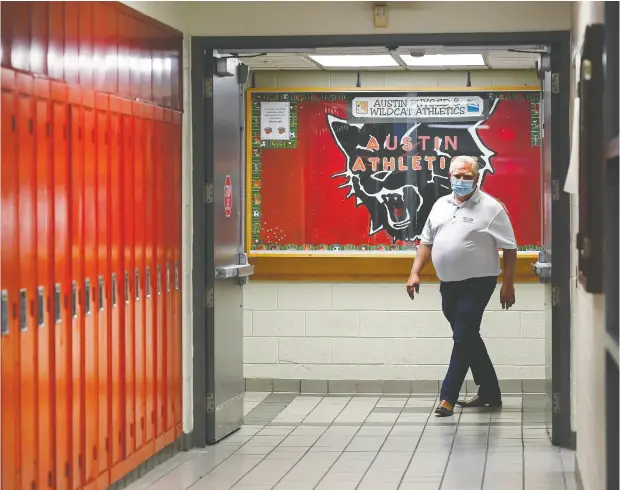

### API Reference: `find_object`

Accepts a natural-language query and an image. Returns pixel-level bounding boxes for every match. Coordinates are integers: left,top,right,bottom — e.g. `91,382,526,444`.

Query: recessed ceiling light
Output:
400,53,486,67
309,55,399,68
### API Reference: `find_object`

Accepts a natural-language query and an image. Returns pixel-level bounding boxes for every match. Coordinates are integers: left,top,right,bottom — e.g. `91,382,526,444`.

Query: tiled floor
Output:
126,392,577,490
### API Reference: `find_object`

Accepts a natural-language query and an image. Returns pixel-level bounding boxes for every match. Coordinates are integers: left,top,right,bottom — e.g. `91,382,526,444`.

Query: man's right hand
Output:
406,273,421,300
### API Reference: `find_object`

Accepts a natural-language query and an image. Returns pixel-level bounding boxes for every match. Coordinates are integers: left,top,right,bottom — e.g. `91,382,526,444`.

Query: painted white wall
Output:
244,282,546,382
570,3,607,489
244,69,545,383
252,69,540,89
120,1,194,434
185,1,571,37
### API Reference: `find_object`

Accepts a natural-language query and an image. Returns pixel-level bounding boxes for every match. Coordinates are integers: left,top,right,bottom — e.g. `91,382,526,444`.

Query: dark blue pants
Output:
439,276,501,406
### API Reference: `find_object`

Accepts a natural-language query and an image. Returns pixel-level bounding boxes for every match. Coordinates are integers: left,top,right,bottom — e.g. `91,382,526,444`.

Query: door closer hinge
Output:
552,285,560,307
205,288,214,308
206,393,215,413
204,78,213,98
552,180,560,201
552,392,560,412
204,183,214,203
551,73,560,94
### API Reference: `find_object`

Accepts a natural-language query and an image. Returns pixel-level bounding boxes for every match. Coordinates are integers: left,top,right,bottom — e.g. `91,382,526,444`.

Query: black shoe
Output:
456,394,502,408
434,400,454,417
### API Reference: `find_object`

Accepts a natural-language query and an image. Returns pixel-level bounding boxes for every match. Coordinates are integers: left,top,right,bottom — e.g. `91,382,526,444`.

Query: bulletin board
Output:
246,87,542,282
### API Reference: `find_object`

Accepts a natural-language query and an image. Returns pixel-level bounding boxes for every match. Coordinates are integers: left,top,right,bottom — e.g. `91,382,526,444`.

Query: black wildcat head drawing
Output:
327,99,498,243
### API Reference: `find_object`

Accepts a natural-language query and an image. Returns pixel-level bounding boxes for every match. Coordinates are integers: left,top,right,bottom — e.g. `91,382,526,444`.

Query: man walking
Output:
407,156,517,417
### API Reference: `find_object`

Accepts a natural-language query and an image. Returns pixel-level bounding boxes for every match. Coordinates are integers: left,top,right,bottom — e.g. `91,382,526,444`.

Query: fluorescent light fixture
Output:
401,53,486,67
309,54,399,68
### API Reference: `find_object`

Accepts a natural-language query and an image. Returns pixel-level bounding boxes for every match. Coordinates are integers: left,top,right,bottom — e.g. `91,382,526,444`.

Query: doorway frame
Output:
190,30,572,448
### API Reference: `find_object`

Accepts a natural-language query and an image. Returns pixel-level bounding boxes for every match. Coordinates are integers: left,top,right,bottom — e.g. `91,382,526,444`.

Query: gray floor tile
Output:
128,393,576,490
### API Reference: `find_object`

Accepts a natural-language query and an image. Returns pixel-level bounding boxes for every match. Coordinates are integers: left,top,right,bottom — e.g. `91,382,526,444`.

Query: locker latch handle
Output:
175,262,179,291
19,289,27,331
37,286,45,327
135,269,140,301
85,279,91,316
125,272,130,304
111,274,117,307
166,263,171,292
146,267,151,298
72,281,78,318
54,284,62,323
1,290,9,335
157,265,161,296
98,276,104,311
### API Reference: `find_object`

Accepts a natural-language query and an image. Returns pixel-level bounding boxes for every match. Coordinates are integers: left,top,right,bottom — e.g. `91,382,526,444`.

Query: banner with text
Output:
352,96,485,119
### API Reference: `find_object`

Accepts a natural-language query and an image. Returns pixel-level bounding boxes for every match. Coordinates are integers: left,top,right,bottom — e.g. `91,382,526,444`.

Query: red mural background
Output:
254,93,541,250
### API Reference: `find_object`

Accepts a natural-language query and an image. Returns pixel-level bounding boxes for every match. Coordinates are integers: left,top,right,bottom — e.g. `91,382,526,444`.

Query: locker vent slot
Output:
125,272,130,304
85,279,91,316
157,265,161,295
135,269,140,301
146,267,151,298
175,262,179,291
72,281,78,318
1,290,8,335
98,276,104,311
55,283,62,323
111,274,117,307
166,263,171,292
19,289,27,331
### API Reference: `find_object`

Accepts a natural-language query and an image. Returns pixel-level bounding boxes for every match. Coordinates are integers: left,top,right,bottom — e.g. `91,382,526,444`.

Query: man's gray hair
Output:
449,155,480,176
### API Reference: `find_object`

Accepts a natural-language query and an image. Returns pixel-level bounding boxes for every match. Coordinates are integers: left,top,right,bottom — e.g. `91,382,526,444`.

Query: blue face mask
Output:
451,178,475,196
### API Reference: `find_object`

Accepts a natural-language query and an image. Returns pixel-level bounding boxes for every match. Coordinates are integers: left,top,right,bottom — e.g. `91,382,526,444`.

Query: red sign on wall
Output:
249,90,542,252
224,174,232,218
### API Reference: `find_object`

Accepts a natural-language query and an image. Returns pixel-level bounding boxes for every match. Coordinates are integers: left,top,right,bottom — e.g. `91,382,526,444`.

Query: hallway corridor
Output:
125,392,576,490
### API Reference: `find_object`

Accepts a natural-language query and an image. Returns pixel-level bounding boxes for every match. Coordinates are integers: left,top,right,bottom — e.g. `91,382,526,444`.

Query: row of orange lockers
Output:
1,67,183,490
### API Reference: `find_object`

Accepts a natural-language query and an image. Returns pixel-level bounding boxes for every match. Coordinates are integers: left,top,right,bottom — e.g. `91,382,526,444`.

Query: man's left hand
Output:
500,282,516,309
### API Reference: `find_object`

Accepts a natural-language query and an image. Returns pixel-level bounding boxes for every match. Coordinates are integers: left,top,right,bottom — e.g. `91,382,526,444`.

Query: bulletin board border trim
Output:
245,86,541,282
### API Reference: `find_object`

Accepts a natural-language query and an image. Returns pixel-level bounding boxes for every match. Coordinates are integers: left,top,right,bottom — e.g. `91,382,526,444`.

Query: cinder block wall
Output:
244,69,545,393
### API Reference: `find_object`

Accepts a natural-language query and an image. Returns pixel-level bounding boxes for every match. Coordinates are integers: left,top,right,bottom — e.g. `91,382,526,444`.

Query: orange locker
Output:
143,105,156,449
48,2,65,81
30,1,49,77
162,112,174,441
51,81,72,490
108,98,124,473
154,115,167,442
95,94,111,489
172,114,183,435
63,2,80,86
77,2,94,90
68,93,85,490
133,103,147,461
82,97,99,489
16,72,38,490
120,107,136,468
1,68,20,490
34,77,55,490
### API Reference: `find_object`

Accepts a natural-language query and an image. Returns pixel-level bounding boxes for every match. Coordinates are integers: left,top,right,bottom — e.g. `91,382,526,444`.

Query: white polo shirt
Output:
419,187,517,282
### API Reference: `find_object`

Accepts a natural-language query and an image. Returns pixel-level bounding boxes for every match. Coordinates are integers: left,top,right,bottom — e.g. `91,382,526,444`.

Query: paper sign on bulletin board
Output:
260,101,291,140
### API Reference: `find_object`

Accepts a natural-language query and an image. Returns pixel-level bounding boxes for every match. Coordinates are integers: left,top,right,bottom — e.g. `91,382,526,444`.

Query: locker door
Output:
95,95,110,488
1,69,20,490
16,73,38,490
108,100,124,471
162,114,173,440
155,116,170,444
51,82,71,490
68,98,85,490
121,108,136,465
82,101,99,488
133,105,146,460
143,105,156,449
173,117,183,436
34,79,55,490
